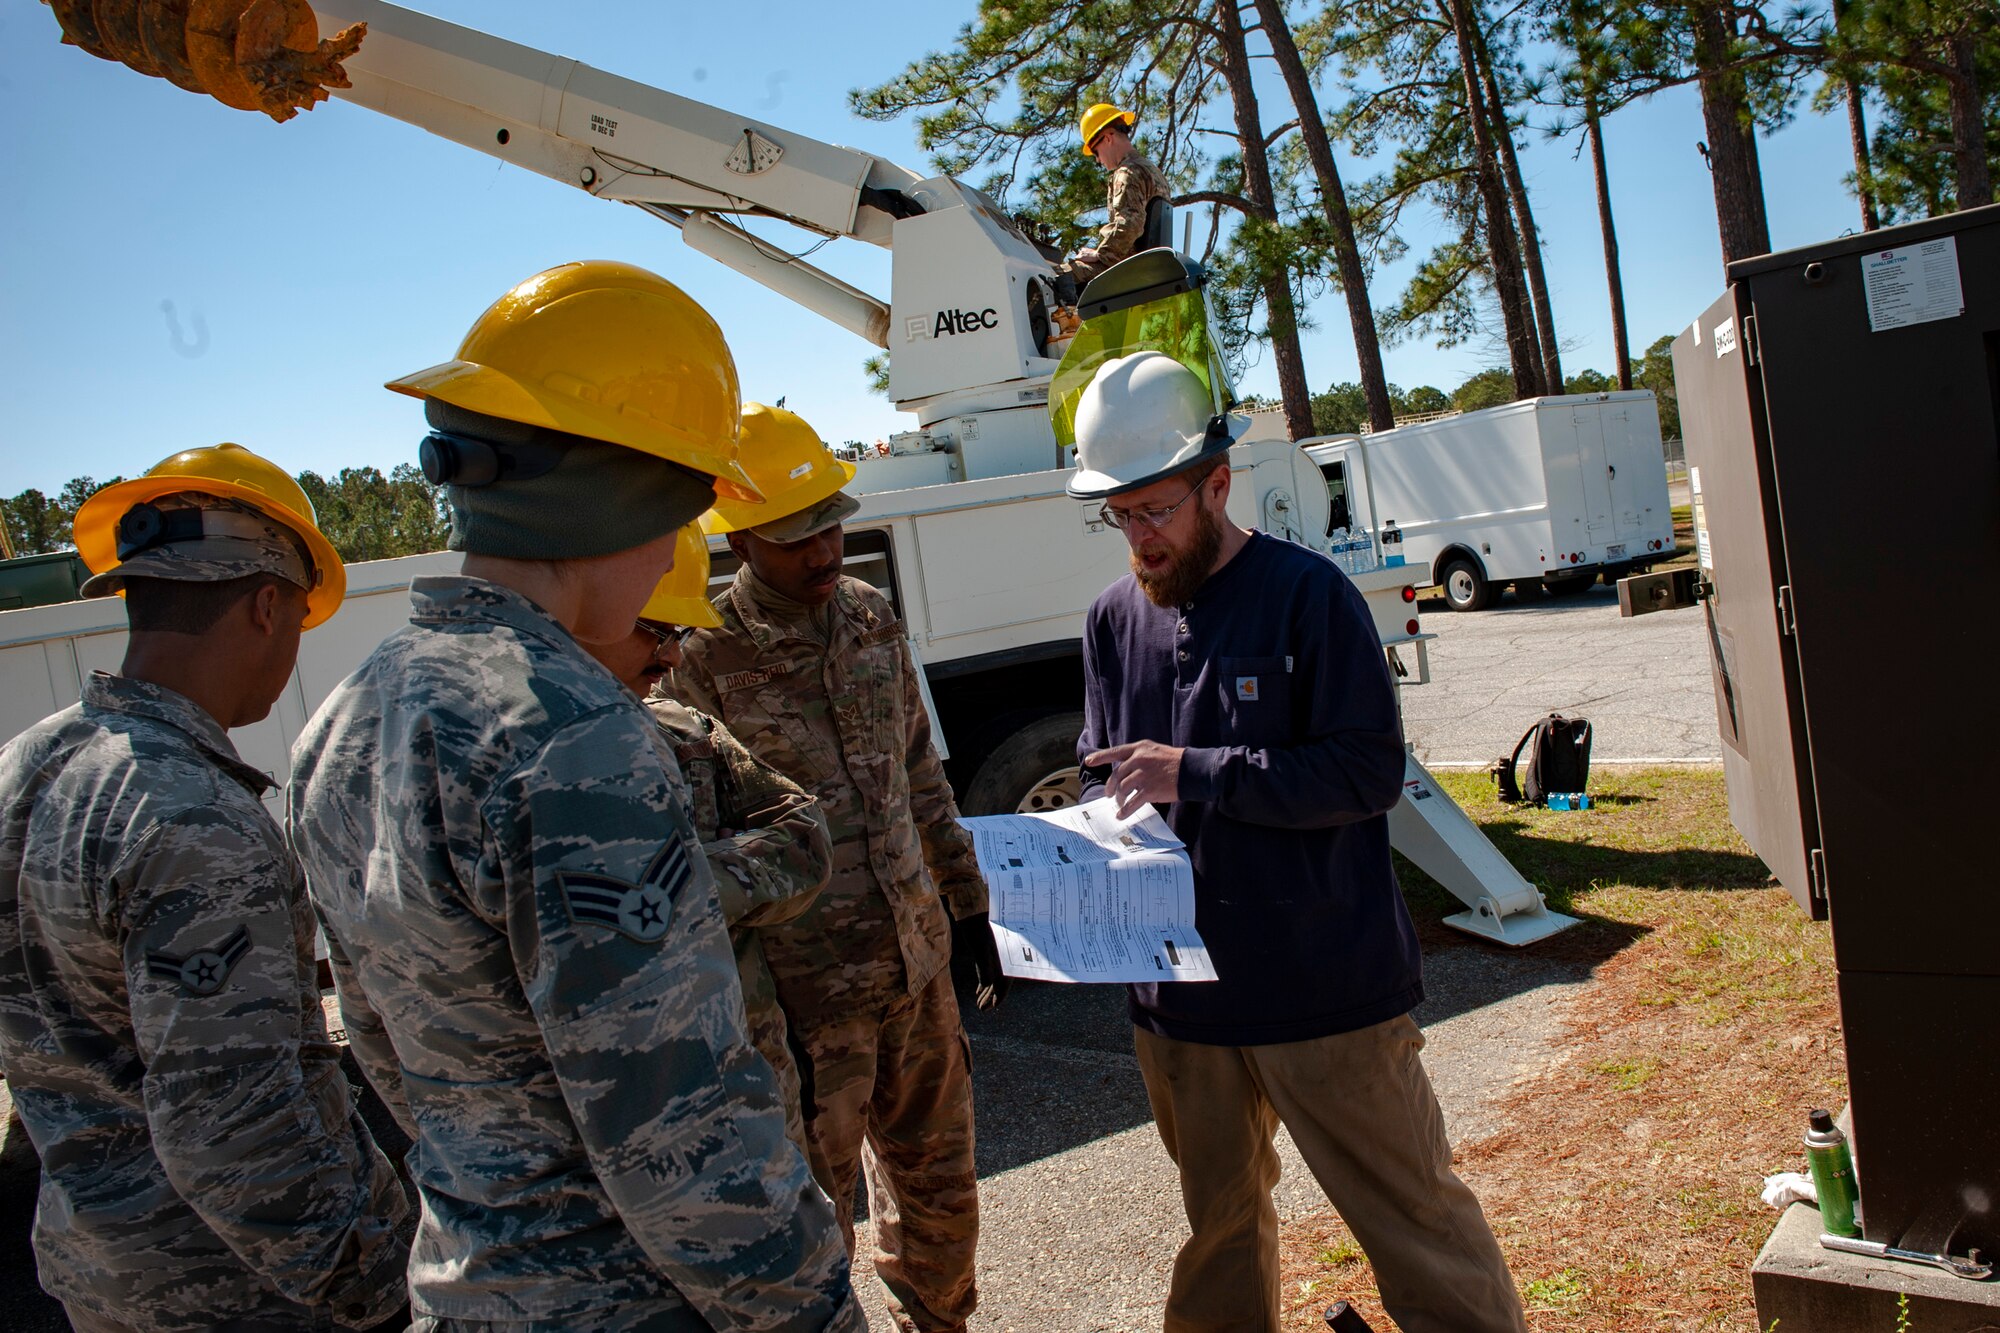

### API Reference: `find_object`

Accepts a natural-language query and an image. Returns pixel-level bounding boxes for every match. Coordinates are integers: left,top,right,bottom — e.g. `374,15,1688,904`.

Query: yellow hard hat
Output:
639,525,724,628
72,442,346,628
701,402,856,535
1079,102,1136,157
386,261,762,505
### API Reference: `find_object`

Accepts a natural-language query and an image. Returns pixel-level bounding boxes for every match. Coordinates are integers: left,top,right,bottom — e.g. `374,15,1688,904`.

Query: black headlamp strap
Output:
419,427,568,488
115,503,290,561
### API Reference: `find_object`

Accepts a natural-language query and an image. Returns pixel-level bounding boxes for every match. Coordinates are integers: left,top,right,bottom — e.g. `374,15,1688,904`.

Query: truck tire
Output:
962,711,1087,816
1440,557,1493,612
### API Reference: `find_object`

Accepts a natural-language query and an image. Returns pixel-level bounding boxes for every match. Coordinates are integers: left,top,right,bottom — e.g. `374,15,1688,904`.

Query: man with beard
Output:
670,403,1005,1333
1068,351,1525,1333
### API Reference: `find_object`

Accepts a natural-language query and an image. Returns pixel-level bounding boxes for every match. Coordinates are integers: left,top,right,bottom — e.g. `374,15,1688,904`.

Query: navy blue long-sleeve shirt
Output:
1078,531,1423,1045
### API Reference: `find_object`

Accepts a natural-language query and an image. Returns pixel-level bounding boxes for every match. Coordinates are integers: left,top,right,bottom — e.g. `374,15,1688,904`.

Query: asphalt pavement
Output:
1398,579,1720,767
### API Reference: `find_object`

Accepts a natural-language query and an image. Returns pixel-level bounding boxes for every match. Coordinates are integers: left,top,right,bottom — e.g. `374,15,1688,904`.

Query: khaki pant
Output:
800,967,978,1333
1134,1015,1526,1333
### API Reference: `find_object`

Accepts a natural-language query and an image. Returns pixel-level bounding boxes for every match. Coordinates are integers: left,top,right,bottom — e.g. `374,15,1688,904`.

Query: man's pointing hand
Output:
1083,740,1183,819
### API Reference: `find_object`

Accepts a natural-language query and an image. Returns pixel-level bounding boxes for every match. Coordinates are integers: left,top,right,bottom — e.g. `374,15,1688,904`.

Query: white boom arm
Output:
313,0,930,346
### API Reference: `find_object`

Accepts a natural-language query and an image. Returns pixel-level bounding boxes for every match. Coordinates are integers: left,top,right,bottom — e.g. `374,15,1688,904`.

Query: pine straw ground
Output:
1276,767,1846,1332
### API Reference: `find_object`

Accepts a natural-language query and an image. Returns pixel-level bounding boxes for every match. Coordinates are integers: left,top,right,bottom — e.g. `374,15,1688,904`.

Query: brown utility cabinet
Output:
1673,203,2000,1258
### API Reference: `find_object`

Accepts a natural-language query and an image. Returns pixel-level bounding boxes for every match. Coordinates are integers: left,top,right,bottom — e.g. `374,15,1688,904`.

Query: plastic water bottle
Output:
1329,526,1351,573
1381,521,1405,568
1805,1109,1861,1237
1351,528,1378,574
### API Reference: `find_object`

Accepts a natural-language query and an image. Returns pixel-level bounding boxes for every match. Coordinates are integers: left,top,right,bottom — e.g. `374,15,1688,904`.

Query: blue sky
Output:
1,0,1866,496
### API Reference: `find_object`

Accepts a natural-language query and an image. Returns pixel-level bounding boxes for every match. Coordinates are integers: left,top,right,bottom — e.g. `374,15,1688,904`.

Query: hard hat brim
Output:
702,458,857,535
639,593,724,628
73,475,348,628
387,358,765,506
1064,413,1248,500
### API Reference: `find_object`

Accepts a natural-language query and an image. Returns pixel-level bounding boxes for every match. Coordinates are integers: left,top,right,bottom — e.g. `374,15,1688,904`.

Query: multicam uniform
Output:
644,696,830,1167
1068,150,1173,285
287,576,863,1333
0,672,410,1332
671,568,988,1333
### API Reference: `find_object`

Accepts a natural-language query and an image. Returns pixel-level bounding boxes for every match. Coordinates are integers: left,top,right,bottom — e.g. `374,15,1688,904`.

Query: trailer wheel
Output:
1440,557,1493,612
962,711,1087,816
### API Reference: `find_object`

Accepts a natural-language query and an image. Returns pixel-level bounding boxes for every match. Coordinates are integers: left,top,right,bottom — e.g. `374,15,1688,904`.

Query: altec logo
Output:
907,307,999,341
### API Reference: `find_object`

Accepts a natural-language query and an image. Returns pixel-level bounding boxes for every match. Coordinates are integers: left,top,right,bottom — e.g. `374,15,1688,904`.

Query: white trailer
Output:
1303,392,1675,612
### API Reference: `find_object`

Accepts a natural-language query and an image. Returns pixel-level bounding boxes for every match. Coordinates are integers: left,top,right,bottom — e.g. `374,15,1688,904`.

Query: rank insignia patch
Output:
146,926,252,996
559,836,691,943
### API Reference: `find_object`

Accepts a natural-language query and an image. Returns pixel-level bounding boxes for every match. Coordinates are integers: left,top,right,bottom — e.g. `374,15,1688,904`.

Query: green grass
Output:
1522,1267,1591,1310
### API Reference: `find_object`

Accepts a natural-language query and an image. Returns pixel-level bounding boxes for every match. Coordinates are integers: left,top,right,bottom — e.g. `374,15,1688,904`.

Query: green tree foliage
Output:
1842,5,2000,218
2,476,125,557
1635,333,1680,439
1310,379,1453,433
295,465,451,563
1564,368,1619,394
5,465,450,567
1451,367,1516,412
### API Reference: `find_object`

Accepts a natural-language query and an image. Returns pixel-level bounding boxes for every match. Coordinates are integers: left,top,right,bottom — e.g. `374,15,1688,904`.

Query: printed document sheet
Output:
961,798,1217,984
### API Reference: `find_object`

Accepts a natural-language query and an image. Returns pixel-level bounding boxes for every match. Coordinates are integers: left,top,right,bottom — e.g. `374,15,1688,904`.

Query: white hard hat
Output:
1065,351,1246,499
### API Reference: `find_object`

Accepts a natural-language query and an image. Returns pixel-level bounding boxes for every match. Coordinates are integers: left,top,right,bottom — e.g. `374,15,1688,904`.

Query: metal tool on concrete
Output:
1819,1235,1993,1281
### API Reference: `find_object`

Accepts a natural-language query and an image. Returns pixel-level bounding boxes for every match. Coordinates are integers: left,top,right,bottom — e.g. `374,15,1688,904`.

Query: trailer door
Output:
1569,409,1616,546
1601,404,1649,542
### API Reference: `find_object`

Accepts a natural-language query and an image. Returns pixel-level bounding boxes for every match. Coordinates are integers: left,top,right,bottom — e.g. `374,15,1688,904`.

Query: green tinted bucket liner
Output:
1049,277,1235,448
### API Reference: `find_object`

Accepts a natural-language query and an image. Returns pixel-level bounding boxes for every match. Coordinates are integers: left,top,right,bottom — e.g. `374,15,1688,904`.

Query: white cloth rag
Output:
1762,1171,1818,1210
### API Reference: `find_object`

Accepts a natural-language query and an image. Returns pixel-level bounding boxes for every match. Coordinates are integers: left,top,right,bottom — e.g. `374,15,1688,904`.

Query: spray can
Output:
1805,1108,1861,1237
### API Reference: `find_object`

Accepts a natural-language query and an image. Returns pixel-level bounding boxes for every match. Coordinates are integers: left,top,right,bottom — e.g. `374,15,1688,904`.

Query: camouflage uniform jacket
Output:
1096,150,1172,263
644,696,828,1143
287,576,862,1331
670,569,988,1015
0,672,410,1332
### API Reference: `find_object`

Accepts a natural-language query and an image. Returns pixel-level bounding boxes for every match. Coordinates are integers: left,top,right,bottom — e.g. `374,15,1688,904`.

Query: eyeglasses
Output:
636,620,695,659
1098,483,1204,532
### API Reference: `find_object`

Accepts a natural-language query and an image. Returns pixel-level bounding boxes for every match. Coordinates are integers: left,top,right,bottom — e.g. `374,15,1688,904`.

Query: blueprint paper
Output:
961,798,1218,984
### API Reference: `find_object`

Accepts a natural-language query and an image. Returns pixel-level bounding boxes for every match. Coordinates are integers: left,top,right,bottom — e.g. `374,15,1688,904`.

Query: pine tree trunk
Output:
1443,0,1541,398
1831,0,1880,231
1692,1,1771,267
1216,0,1314,439
1946,33,1994,209
1844,78,1881,230
1586,99,1633,391
1477,23,1562,392
1251,0,1395,433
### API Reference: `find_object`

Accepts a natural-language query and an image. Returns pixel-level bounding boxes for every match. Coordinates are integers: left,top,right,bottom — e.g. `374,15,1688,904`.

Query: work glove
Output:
951,911,1010,1011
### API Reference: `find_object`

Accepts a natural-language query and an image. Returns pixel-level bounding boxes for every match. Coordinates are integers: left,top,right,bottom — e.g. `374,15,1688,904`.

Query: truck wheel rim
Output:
1018,768,1080,814
1448,569,1474,602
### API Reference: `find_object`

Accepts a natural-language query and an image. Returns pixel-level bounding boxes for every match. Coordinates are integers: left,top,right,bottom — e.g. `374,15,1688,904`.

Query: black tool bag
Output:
1492,713,1593,806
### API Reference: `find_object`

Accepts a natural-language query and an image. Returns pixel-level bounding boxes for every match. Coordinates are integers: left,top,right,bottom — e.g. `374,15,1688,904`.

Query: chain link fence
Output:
1662,435,1687,484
